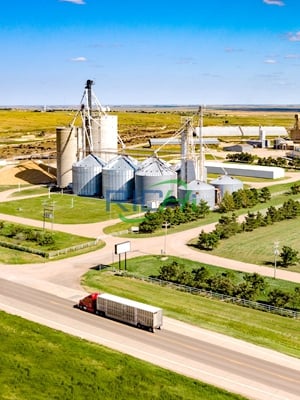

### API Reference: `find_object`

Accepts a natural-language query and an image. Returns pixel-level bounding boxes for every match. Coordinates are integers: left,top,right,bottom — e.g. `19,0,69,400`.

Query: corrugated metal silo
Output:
135,156,177,208
210,175,243,199
72,154,106,197
102,155,138,201
91,115,118,163
178,180,215,209
56,126,79,188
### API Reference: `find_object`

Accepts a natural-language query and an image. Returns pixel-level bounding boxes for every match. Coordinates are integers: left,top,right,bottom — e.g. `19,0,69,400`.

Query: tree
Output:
139,211,163,233
158,261,182,282
215,213,240,239
280,245,299,267
218,191,235,213
268,289,291,308
192,266,210,288
196,199,210,218
197,230,220,250
259,187,271,203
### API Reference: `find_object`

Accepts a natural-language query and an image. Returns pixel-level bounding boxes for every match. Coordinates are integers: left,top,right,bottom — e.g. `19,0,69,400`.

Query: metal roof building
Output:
205,161,285,179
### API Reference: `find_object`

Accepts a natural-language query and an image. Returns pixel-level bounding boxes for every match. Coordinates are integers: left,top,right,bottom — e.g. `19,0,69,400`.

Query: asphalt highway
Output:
0,278,299,400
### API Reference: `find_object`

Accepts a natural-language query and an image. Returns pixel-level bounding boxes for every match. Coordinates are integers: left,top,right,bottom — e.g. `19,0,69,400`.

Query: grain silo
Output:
210,175,243,200
178,180,215,209
90,115,118,162
72,154,106,197
56,126,81,188
135,156,177,208
102,155,138,201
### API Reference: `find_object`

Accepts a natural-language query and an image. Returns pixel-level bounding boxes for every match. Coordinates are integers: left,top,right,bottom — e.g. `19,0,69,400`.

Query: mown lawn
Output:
0,193,140,224
0,311,247,400
189,217,300,272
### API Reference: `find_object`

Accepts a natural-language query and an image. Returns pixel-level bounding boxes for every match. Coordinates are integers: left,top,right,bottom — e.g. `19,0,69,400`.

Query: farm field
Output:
0,108,296,159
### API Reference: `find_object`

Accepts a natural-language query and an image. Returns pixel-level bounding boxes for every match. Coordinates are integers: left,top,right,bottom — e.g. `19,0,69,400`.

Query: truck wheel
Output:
137,323,141,329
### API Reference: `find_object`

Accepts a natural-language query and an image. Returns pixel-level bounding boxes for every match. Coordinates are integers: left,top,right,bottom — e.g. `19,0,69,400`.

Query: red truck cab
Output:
78,293,99,313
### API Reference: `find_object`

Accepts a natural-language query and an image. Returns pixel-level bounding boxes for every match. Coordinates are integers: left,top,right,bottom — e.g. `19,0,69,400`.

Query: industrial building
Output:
55,80,292,210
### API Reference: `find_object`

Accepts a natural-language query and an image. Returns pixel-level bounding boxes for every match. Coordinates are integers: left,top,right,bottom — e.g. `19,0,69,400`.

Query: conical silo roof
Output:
73,153,107,168
136,156,175,176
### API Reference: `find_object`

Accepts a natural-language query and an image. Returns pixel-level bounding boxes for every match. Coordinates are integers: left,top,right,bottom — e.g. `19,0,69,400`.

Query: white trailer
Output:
78,292,163,332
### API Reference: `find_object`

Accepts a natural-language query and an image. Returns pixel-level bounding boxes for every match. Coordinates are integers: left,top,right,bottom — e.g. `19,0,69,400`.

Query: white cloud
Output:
59,0,86,5
263,0,285,6
284,54,300,59
71,57,87,62
224,47,243,53
287,32,300,42
264,58,277,64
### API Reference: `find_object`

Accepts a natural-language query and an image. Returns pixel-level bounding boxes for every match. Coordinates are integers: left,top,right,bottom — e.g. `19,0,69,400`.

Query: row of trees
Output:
197,199,300,267
218,187,271,213
157,261,300,308
0,221,55,246
139,200,210,233
139,185,272,233
226,151,300,169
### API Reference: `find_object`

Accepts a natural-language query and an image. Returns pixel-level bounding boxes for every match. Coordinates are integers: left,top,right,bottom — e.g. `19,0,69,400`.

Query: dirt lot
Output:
0,160,56,185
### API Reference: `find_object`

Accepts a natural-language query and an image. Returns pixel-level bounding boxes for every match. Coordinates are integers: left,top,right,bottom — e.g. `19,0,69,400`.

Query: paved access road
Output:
1,278,300,400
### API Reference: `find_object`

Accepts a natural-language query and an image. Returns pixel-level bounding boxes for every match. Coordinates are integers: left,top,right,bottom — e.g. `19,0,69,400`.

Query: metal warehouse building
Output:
205,161,285,179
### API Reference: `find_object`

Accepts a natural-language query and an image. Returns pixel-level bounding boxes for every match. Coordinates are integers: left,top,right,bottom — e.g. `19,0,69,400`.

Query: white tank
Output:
91,115,118,162
178,180,215,209
56,126,79,188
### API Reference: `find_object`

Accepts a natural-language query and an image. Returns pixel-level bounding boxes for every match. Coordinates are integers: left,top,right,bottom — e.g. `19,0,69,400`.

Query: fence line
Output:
120,271,300,319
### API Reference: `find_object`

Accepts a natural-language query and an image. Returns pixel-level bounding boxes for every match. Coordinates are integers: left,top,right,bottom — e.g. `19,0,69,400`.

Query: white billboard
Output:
115,241,131,255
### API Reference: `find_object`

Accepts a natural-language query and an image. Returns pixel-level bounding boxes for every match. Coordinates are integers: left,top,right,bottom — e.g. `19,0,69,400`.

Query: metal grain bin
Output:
210,175,243,199
102,155,138,201
72,154,106,196
178,180,215,209
135,156,177,208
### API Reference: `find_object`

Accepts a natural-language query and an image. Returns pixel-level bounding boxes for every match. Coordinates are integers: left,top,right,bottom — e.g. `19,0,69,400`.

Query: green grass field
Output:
82,259,300,359
0,192,140,224
0,311,247,400
189,216,300,273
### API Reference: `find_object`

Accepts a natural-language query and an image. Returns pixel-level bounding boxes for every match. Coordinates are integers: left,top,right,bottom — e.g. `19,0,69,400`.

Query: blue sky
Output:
1,0,300,105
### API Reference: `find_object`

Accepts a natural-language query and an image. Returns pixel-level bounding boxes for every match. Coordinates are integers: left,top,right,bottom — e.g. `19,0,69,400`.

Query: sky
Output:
1,0,300,106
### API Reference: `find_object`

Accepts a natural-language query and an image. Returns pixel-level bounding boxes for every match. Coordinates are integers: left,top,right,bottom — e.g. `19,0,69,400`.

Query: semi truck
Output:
77,292,163,332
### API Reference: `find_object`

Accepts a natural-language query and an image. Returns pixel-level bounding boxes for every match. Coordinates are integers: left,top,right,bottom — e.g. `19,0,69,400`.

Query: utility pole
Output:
273,241,280,279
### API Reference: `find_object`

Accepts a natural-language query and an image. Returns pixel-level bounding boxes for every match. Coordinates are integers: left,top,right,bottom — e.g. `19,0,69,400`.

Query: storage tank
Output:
178,180,215,209
102,155,138,201
72,154,106,197
56,126,80,188
90,115,118,163
210,175,243,199
135,156,177,208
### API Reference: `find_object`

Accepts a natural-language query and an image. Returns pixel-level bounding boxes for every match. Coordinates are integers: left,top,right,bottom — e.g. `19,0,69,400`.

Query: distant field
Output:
0,108,295,139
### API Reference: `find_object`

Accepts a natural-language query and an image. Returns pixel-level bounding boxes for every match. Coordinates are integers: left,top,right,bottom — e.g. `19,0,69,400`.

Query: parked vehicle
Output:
77,292,163,332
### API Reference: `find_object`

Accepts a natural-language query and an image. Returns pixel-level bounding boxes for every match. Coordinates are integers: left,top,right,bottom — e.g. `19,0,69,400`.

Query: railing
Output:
119,271,300,319
0,239,100,258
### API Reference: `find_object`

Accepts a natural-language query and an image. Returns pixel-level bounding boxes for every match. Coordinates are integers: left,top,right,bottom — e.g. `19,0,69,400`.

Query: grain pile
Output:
0,160,56,185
